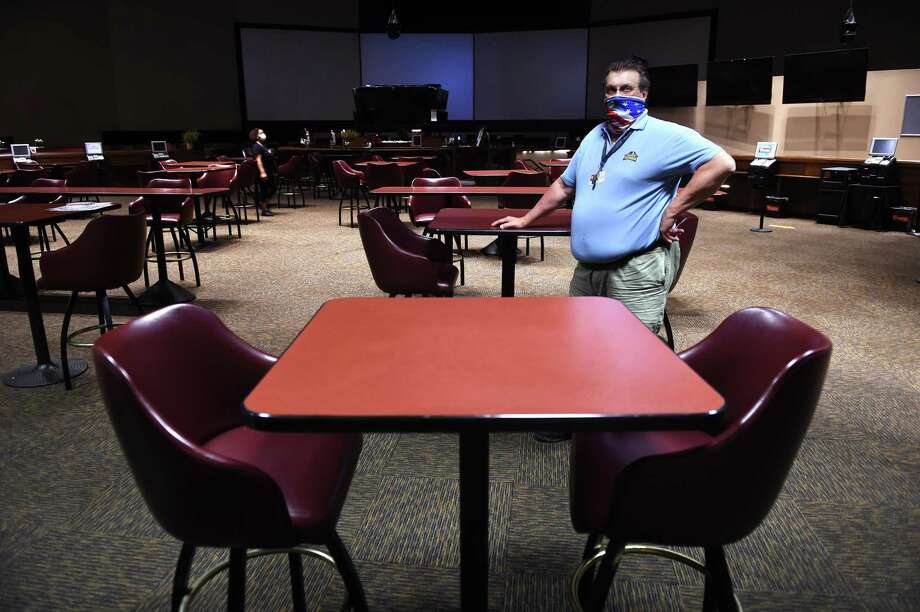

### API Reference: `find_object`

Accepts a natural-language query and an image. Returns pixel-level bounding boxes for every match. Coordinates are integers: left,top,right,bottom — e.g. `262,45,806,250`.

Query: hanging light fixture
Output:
386,2,401,40
840,0,857,45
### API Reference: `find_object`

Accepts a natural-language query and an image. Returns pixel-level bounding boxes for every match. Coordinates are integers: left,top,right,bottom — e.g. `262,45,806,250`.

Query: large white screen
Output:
360,34,474,120
240,28,360,121
587,17,711,118
475,29,588,120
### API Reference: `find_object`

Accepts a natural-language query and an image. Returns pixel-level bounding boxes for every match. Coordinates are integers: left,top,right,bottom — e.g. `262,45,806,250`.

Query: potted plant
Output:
181,129,201,151
342,129,358,147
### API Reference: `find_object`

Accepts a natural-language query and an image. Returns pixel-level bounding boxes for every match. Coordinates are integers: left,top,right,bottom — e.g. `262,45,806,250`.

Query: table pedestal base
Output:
459,431,489,612
139,279,195,308
3,359,88,388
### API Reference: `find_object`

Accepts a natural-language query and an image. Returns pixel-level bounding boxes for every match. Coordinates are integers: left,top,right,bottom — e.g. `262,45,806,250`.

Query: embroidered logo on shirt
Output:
623,151,639,162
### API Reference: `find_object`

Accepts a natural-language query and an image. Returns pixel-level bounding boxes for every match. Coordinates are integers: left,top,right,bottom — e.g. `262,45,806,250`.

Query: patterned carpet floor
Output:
0,193,917,611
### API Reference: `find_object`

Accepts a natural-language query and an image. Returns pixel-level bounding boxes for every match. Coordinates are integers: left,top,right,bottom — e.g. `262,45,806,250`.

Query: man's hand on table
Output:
491,216,529,230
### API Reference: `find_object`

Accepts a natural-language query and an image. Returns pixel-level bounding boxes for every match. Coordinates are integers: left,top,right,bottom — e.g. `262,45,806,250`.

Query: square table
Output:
243,297,725,611
0,201,120,387
429,208,571,297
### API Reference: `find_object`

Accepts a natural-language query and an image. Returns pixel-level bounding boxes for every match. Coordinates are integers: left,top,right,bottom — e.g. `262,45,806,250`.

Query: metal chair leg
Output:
663,310,675,350
327,531,367,612
228,547,246,612
168,226,184,281
123,285,144,315
705,545,739,612
60,290,79,390
587,538,625,612
171,543,196,612
181,226,201,287
288,553,307,612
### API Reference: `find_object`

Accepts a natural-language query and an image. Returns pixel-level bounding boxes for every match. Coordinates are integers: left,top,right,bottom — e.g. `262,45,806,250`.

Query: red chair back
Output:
91,304,296,546
332,160,363,188
670,211,699,291
512,160,528,170
407,177,470,227
196,168,236,190
277,155,305,178
498,170,547,209
14,178,66,204
421,167,440,178
39,213,147,291
589,308,832,545
363,162,405,190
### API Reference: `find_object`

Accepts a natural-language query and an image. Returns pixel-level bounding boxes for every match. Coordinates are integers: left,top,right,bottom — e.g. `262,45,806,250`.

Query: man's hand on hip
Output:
491,216,529,230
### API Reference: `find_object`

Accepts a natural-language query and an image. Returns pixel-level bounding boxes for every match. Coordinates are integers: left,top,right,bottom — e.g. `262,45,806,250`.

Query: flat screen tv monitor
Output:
150,140,168,154
782,48,868,104
85,142,103,155
646,64,699,108
755,141,778,159
706,57,774,106
869,137,897,157
11,143,31,158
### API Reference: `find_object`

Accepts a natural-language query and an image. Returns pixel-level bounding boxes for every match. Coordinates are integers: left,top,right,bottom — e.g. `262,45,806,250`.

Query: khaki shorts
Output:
569,242,681,334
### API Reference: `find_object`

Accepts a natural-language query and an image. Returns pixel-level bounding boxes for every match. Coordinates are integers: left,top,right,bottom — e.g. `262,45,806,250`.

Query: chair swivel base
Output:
570,542,743,612
2,359,88,388
177,546,345,612
749,227,772,233
139,279,195,308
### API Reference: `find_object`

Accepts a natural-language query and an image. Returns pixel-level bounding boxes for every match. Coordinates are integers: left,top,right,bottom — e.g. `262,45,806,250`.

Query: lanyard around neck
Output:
592,128,633,189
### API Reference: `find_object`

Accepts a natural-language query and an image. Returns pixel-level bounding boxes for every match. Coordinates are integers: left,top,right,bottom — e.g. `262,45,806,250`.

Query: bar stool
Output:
130,178,201,289
196,168,241,240
8,178,71,258
276,155,306,208
363,162,405,213
37,212,146,390
332,160,370,227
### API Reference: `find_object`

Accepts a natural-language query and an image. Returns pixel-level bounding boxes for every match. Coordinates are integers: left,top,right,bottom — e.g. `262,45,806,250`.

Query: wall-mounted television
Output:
782,48,868,104
646,64,699,108
706,57,774,106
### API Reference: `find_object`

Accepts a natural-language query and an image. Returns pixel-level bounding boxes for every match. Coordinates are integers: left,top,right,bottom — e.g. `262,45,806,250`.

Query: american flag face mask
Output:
605,95,646,130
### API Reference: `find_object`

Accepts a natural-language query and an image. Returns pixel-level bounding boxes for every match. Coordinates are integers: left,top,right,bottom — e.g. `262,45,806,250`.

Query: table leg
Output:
2,224,87,387
498,234,518,297
459,430,489,612
0,239,23,299
193,195,207,245
138,200,195,308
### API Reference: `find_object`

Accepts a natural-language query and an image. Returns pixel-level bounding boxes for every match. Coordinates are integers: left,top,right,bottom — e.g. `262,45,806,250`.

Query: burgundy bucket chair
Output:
568,307,832,612
407,176,471,285
92,304,368,611
357,207,458,297
663,210,700,349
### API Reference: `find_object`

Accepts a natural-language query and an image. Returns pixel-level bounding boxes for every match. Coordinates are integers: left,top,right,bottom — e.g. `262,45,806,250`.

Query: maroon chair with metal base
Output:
8,178,71,257
129,178,201,289
663,210,699,349
358,207,458,297
498,170,549,260
332,160,369,227
408,177,471,285
363,162,405,213
196,168,241,240
569,307,832,612
276,155,306,208
38,213,146,390
92,304,368,612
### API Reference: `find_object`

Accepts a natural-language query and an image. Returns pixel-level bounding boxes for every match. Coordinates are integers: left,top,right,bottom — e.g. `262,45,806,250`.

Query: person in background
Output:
493,58,736,443
248,127,276,216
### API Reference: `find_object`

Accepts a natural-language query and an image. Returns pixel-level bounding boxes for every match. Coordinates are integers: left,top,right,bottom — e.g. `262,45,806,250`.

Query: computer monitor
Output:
869,137,897,157
754,141,777,159
85,142,103,156
150,140,167,154
11,143,31,159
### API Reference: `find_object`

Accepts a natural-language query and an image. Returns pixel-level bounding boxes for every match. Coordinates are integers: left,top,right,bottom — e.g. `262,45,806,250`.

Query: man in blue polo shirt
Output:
493,58,735,442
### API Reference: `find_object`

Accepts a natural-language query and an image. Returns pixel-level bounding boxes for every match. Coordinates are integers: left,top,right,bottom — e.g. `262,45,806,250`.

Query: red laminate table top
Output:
0,186,229,197
429,208,570,235
463,170,544,177
353,161,418,167
244,297,724,430
540,160,570,166
391,156,437,161
0,202,120,225
370,186,549,196
162,165,234,174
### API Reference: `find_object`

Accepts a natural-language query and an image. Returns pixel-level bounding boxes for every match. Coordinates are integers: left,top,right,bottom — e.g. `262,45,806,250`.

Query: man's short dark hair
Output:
248,128,261,142
605,58,651,93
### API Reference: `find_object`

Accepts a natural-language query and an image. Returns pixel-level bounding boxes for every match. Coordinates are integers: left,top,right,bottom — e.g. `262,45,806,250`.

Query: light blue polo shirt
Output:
560,114,723,263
